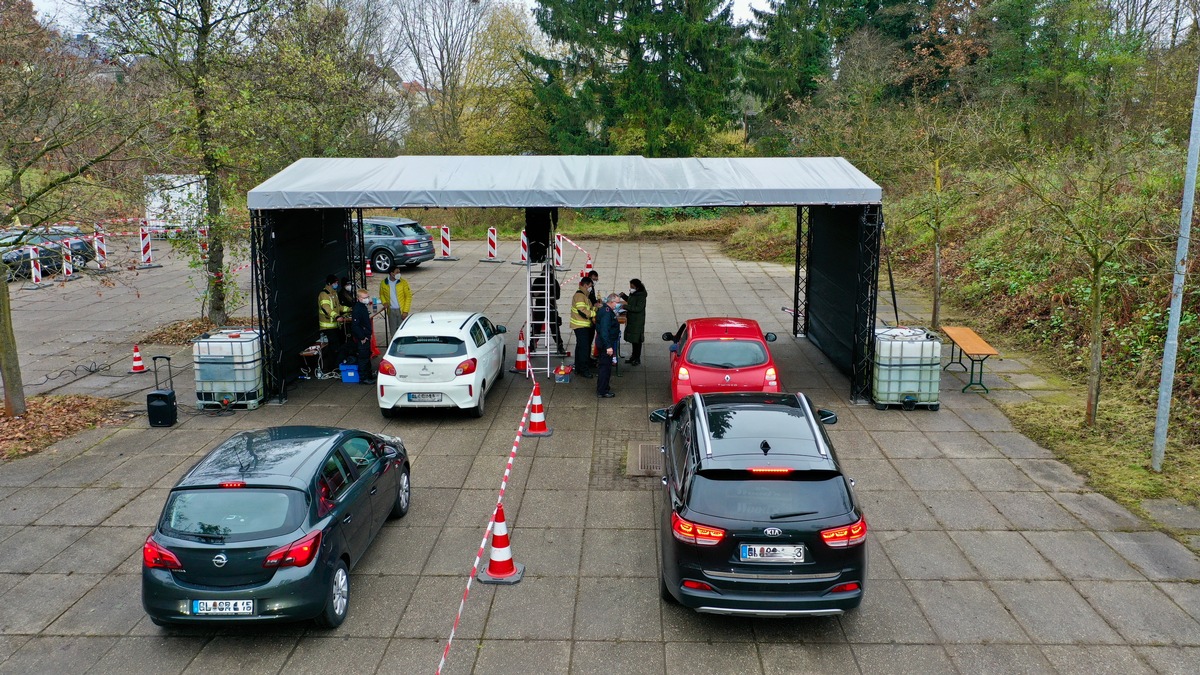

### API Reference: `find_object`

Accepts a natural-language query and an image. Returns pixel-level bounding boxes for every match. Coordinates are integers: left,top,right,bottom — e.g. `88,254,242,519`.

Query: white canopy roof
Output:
247,156,881,210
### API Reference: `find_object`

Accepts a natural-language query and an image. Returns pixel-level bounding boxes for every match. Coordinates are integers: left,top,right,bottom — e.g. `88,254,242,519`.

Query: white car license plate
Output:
192,599,254,615
408,392,442,402
740,544,806,562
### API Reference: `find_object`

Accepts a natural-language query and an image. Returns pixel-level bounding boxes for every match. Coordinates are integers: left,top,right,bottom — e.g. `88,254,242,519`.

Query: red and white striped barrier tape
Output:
557,234,589,256
437,386,537,675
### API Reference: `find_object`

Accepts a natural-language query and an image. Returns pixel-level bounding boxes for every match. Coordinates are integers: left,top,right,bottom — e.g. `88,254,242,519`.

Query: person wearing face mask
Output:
619,278,647,366
594,293,623,398
379,267,412,335
318,274,350,355
350,289,377,384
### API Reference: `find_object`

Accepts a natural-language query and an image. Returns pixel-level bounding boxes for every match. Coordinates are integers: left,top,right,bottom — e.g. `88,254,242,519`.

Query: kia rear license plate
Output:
740,544,806,562
192,599,253,616
408,393,442,402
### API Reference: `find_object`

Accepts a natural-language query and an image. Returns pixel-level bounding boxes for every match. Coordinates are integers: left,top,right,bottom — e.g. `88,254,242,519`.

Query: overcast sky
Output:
32,0,769,31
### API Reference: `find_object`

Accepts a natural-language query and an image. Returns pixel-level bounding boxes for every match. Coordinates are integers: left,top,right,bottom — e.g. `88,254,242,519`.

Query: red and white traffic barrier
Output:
437,387,537,675
554,233,564,269
137,225,163,269
59,239,79,280
94,226,107,269
512,229,527,265
434,225,459,261
28,246,42,285
480,227,504,263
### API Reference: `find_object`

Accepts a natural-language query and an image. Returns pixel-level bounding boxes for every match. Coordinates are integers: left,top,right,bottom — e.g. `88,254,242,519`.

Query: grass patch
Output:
1001,386,1200,513
1,395,134,459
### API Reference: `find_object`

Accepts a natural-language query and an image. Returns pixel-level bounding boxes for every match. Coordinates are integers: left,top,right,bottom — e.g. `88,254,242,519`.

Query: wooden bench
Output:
940,326,999,393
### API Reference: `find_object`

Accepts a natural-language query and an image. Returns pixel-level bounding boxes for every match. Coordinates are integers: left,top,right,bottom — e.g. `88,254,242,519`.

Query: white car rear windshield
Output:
390,335,467,358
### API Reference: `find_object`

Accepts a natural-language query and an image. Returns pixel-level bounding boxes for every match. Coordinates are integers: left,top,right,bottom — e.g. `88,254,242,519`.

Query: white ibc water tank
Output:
192,329,265,410
872,327,941,411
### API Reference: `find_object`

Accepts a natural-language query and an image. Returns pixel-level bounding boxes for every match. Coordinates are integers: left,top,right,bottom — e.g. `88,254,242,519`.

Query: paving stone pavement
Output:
3,239,1199,674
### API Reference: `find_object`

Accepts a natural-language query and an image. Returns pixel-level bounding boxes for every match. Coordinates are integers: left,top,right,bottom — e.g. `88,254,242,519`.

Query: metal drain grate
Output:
626,442,663,477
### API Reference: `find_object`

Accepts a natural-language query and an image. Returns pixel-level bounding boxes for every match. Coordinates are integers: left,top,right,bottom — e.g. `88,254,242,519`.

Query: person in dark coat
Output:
619,278,647,365
350,289,376,384
594,293,622,398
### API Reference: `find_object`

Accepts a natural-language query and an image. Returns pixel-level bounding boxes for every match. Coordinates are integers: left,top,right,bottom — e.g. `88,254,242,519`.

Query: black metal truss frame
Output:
851,204,883,403
349,209,366,292
251,210,284,403
792,206,811,337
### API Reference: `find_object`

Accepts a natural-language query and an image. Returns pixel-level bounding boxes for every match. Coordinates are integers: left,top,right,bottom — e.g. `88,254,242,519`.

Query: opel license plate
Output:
192,599,254,615
408,393,442,402
740,544,806,562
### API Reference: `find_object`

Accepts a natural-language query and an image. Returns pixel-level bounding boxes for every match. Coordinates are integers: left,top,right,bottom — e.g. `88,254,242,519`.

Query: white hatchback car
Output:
377,311,508,418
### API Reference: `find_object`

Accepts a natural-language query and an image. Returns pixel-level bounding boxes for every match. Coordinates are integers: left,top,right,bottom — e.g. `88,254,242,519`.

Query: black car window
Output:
389,335,467,358
396,225,425,237
161,488,306,543
688,473,852,522
470,322,486,348
686,339,768,368
479,317,496,340
340,437,375,468
320,452,355,500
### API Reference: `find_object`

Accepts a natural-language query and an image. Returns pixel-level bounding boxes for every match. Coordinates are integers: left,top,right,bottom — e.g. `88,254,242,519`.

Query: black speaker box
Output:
148,355,177,427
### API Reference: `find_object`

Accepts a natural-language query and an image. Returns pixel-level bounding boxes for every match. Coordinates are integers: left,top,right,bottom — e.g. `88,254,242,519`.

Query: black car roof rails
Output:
691,392,715,459
796,393,829,458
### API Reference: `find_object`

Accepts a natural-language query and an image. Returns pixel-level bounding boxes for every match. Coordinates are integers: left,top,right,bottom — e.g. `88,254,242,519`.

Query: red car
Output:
661,318,781,403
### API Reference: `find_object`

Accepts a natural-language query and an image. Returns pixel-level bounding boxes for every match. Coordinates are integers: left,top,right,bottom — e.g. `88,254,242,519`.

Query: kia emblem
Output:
764,527,782,537
212,553,228,568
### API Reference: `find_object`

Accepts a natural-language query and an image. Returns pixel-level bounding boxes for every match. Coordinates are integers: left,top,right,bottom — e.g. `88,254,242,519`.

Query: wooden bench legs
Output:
944,342,992,393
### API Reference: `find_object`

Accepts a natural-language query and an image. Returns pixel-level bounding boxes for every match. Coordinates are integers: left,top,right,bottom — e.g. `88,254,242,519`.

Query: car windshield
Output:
686,339,768,368
389,335,467,359
687,473,851,522
161,488,306,542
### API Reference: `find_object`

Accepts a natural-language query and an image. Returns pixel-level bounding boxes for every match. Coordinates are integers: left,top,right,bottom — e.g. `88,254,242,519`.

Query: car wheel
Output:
389,465,411,519
470,381,486,418
659,571,676,603
314,559,350,629
380,406,399,419
372,250,394,274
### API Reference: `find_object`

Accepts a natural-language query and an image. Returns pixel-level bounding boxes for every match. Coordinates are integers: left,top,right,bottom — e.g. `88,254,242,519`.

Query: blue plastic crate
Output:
340,364,360,383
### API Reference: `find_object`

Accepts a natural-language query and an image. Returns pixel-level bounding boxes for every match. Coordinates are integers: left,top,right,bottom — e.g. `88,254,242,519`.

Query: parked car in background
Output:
652,392,866,617
142,426,410,629
377,311,507,418
1,226,94,281
362,217,434,273
661,317,781,403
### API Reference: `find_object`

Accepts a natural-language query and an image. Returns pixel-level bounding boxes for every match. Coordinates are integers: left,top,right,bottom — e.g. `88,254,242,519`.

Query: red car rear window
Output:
686,339,768,368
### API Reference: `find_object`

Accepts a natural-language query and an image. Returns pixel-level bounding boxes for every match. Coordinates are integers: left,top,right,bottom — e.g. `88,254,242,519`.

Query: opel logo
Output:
763,527,783,537
212,554,228,568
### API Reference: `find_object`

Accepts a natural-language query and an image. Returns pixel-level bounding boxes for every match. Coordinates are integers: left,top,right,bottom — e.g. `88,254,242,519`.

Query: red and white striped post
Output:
479,226,504,263
26,246,44,287
60,240,79,281
137,223,162,269
434,225,459,261
553,233,564,269
511,229,528,265
93,226,108,270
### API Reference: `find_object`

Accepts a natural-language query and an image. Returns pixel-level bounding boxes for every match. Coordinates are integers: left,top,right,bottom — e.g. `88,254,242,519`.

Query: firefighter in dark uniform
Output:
350,288,376,384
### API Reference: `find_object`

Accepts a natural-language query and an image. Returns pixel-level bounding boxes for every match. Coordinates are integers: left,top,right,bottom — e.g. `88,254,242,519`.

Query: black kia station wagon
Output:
142,426,410,628
651,392,866,617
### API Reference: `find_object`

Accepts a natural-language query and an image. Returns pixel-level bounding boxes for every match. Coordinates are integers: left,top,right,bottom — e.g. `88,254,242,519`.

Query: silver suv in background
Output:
363,217,434,273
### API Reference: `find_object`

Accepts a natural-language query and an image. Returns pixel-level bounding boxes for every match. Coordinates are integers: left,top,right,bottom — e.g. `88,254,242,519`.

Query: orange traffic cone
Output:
522,382,553,437
509,327,528,375
477,503,524,585
584,255,593,274
365,259,373,277
128,344,147,374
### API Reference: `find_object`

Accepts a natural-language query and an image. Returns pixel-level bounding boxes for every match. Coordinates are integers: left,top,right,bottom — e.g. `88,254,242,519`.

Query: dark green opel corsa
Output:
142,426,410,628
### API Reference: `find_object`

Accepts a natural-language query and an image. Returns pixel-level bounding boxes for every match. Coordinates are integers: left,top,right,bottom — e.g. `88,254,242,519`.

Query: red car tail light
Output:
263,530,322,568
455,358,477,376
143,536,183,570
672,512,725,546
820,516,867,548
219,481,245,488
378,360,396,377
829,582,861,593
400,238,419,245
764,367,777,384
682,580,715,592
748,467,791,475
676,366,690,381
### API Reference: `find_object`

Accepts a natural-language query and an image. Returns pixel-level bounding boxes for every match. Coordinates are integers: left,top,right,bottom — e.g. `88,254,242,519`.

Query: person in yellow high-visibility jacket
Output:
569,277,595,378
318,274,350,353
378,267,412,336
